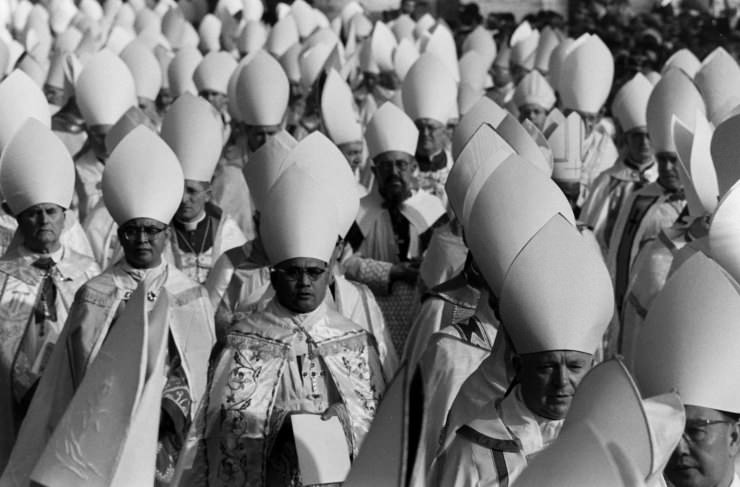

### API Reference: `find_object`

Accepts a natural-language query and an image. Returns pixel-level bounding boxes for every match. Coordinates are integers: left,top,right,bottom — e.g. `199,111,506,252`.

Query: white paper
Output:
291,414,351,485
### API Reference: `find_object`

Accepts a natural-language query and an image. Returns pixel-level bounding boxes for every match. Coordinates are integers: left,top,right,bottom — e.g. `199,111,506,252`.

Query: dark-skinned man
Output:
4,126,215,486
344,101,446,355
177,159,385,487
0,119,99,471
160,93,245,284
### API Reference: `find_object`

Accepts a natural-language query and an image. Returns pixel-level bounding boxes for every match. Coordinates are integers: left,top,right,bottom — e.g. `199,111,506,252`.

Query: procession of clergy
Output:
1,0,740,485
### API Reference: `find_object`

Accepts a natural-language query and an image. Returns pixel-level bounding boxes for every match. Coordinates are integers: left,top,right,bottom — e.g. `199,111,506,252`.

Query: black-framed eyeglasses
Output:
683,419,735,445
271,265,328,282
120,225,167,242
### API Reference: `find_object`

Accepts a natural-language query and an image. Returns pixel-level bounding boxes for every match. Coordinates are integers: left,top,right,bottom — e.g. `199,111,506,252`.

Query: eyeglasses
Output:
375,159,412,172
120,225,166,242
271,265,328,282
682,419,735,445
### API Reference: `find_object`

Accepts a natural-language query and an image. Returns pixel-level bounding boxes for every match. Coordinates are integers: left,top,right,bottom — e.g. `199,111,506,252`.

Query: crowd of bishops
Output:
1,0,740,485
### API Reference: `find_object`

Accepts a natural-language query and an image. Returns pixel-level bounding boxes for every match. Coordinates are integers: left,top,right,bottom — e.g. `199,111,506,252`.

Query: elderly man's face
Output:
625,128,653,165
271,257,330,314
245,124,281,152
373,150,415,207
16,203,66,254
199,89,228,112
665,405,740,487
657,152,683,192
338,141,364,173
518,104,548,131
86,124,112,160
176,180,211,223
515,350,593,420
118,217,169,269
415,118,446,158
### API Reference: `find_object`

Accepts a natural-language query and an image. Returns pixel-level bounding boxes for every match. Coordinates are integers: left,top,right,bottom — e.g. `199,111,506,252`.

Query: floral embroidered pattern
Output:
341,346,379,415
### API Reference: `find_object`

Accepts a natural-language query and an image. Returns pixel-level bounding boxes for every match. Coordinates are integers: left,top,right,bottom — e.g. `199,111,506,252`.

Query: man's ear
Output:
728,421,740,456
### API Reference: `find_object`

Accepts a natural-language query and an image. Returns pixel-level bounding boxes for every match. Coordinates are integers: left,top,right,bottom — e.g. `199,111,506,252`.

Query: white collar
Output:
19,245,65,264
175,210,207,231
120,259,168,283
500,385,564,458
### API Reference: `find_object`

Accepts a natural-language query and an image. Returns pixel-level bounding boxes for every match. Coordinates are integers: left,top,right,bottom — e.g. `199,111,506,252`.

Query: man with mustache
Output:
0,120,99,471
343,102,446,355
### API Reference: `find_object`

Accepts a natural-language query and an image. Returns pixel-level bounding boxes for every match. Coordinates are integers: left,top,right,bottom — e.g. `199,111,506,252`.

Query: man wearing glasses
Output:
4,126,216,486
181,162,385,486
633,252,740,487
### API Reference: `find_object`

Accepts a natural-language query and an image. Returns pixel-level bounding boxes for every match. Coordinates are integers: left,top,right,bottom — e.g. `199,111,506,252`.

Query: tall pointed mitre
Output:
0,119,74,214
694,47,740,125
509,21,539,71
0,70,49,151
534,25,560,74
260,164,338,264
633,252,740,414
289,132,359,237
291,0,316,39
365,101,418,159
167,45,202,97
75,48,137,127
393,37,418,81
711,112,740,196
236,50,289,126
193,50,237,95
413,13,435,38
513,70,555,110
237,20,268,55
499,214,612,354
458,51,488,93
267,15,299,57
402,53,457,124
30,283,168,487
611,73,652,133
421,22,459,82
298,41,333,90
661,48,701,78
465,154,575,296
559,34,613,114
370,21,396,73
514,421,646,487
446,123,514,228
562,359,685,483
120,39,162,101
391,13,415,42
102,126,184,225
280,42,302,83
243,129,297,211
198,13,221,52
547,37,574,90
672,114,718,218
321,68,362,146
646,68,706,153
496,113,552,176
462,25,496,69
104,105,156,154
451,96,508,159
161,93,222,183
709,180,740,284
548,111,584,183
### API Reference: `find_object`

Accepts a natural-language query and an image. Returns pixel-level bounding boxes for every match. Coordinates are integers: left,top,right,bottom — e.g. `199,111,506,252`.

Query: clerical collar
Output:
175,211,207,232
415,150,447,172
20,245,64,264
500,384,564,458
624,156,655,173
269,298,327,332
120,258,167,283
